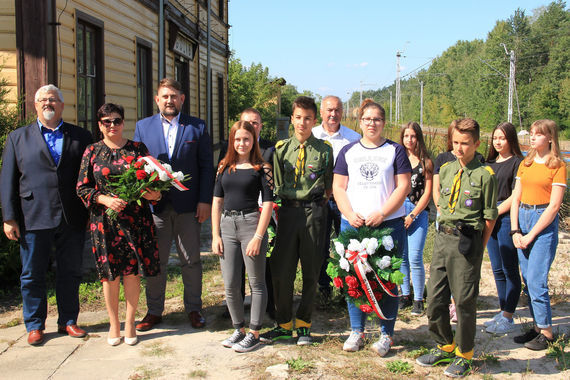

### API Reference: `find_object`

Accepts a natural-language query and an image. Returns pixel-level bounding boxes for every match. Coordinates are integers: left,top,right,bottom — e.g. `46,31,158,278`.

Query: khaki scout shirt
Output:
437,157,498,231
273,134,333,201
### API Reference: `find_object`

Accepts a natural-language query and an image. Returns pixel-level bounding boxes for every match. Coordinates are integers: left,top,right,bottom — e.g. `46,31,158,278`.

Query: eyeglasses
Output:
361,118,384,125
36,97,59,104
100,118,123,127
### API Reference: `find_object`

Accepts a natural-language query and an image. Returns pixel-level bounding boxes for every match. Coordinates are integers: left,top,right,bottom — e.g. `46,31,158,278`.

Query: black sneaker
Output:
514,328,539,344
296,327,312,346
524,333,553,351
443,357,472,378
416,348,456,367
233,332,261,352
259,326,293,343
221,329,246,348
411,300,424,316
399,295,413,309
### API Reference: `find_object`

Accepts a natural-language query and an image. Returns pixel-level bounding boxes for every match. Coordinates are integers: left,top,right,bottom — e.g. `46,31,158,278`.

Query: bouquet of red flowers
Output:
326,226,404,320
105,155,189,220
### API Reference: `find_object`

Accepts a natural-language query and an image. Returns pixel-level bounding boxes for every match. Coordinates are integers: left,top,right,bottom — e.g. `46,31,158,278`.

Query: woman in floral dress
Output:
77,103,161,346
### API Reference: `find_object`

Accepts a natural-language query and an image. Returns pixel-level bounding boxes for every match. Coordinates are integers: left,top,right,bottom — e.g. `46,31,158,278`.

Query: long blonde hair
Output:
524,119,565,169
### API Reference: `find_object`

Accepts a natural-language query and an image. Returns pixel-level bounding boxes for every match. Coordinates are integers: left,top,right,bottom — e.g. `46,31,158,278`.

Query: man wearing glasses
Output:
312,95,360,303
0,84,93,345
134,78,214,331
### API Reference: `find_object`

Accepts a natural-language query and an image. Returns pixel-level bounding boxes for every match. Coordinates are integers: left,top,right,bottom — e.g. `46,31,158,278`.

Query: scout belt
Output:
281,199,325,208
437,224,460,236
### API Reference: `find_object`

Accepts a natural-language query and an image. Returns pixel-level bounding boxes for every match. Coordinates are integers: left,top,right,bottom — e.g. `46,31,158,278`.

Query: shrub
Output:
0,70,28,287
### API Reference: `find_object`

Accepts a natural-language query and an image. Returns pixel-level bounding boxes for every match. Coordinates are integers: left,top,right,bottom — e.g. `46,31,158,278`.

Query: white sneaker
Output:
372,334,392,357
483,312,503,327
486,315,516,334
343,331,365,352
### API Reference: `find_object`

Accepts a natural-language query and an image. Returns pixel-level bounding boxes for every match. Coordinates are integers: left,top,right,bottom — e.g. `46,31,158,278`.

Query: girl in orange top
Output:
510,119,566,351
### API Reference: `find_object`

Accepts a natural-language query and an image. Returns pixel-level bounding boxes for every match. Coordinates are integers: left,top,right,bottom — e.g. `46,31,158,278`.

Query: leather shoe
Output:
136,314,162,332
189,311,206,328
58,324,87,338
27,330,45,345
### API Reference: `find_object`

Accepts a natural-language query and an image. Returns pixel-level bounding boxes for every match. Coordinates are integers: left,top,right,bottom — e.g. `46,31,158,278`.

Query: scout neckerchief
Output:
294,143,306,188
448,168,463,214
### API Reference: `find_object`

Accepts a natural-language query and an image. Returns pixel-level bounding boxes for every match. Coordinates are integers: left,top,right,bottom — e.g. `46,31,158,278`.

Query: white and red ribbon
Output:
138,156,189,191
347,250,398,320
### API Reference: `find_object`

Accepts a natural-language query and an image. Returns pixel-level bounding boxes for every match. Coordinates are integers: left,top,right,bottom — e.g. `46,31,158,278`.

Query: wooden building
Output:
0,0,229,148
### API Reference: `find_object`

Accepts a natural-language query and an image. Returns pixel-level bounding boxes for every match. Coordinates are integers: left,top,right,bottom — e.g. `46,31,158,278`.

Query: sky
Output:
229,0,552,101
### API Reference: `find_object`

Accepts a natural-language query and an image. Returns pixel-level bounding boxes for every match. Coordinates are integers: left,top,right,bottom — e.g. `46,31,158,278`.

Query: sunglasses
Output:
100,118,123,127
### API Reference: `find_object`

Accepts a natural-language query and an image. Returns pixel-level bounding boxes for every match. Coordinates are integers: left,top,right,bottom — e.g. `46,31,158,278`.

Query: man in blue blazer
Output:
0,84,92,345
134,78,214,330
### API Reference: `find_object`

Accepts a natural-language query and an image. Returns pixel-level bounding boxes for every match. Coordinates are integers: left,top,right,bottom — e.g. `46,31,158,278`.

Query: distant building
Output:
0,0,229,149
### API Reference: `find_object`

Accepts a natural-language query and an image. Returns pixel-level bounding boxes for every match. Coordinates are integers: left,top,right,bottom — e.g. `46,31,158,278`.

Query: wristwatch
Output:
409,213,416,220
509,229,522,236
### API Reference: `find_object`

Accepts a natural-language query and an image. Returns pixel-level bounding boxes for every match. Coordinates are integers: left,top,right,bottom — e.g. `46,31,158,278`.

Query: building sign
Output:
173,35,194,60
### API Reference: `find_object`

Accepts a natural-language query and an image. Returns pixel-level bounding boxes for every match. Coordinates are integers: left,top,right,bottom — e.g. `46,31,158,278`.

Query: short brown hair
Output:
292,96,317,117
240,107,262,121
451,118,480,142
158,78,183,93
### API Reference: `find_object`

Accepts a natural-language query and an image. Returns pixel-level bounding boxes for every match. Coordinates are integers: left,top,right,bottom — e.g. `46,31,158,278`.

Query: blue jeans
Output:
343,217,405,335
400,199,428,300
518,207,558,328
20,222,85,331
318,199,341,291
486,211,521,314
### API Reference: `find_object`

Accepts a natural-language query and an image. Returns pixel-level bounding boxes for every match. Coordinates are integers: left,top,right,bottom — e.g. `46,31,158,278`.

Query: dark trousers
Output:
317,199,341,292
427,229,483,353
271,204,327,326
20,221,85,331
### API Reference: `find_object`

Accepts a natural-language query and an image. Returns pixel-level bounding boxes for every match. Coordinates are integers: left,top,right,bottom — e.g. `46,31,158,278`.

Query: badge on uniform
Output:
465,199,473,207
309,173,317,180
464,190,470,196
307,164,314,169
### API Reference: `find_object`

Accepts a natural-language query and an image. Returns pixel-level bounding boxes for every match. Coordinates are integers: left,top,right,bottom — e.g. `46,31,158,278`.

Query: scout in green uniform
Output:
417,118,498,378
260,96,333,346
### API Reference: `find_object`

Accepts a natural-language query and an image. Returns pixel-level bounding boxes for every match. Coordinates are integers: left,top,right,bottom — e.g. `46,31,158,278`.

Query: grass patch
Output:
0,318,21,329
386,360,414,375
141,341,175,357
286,357,314,373
404,346,429,359
187,369,208,378
129,366,163,379
546,334,569,371
479,351,499,365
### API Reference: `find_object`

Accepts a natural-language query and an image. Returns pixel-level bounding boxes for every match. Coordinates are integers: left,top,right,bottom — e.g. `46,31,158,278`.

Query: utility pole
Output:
359,81,363,105
501,43,515,123
420,81,424,127
395,51,402,124
389,90,392,124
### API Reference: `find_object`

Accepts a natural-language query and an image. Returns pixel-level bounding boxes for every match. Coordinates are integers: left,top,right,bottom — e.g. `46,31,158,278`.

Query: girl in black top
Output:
211,121,274,352
484,122,523,334
399,122,433,315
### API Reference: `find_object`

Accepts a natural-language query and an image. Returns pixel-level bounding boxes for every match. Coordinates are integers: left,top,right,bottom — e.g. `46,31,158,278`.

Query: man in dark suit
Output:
217,108,276,319
0,84,92,345
134,78,214,330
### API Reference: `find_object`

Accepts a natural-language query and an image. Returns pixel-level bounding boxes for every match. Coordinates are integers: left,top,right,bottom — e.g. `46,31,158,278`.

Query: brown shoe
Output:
58,324,87,338
27,330,45,345
136,314,162,332
189,311,205,328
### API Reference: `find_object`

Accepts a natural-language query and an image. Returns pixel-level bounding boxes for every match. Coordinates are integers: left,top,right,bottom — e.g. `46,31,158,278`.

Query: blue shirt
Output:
38,119,64,165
